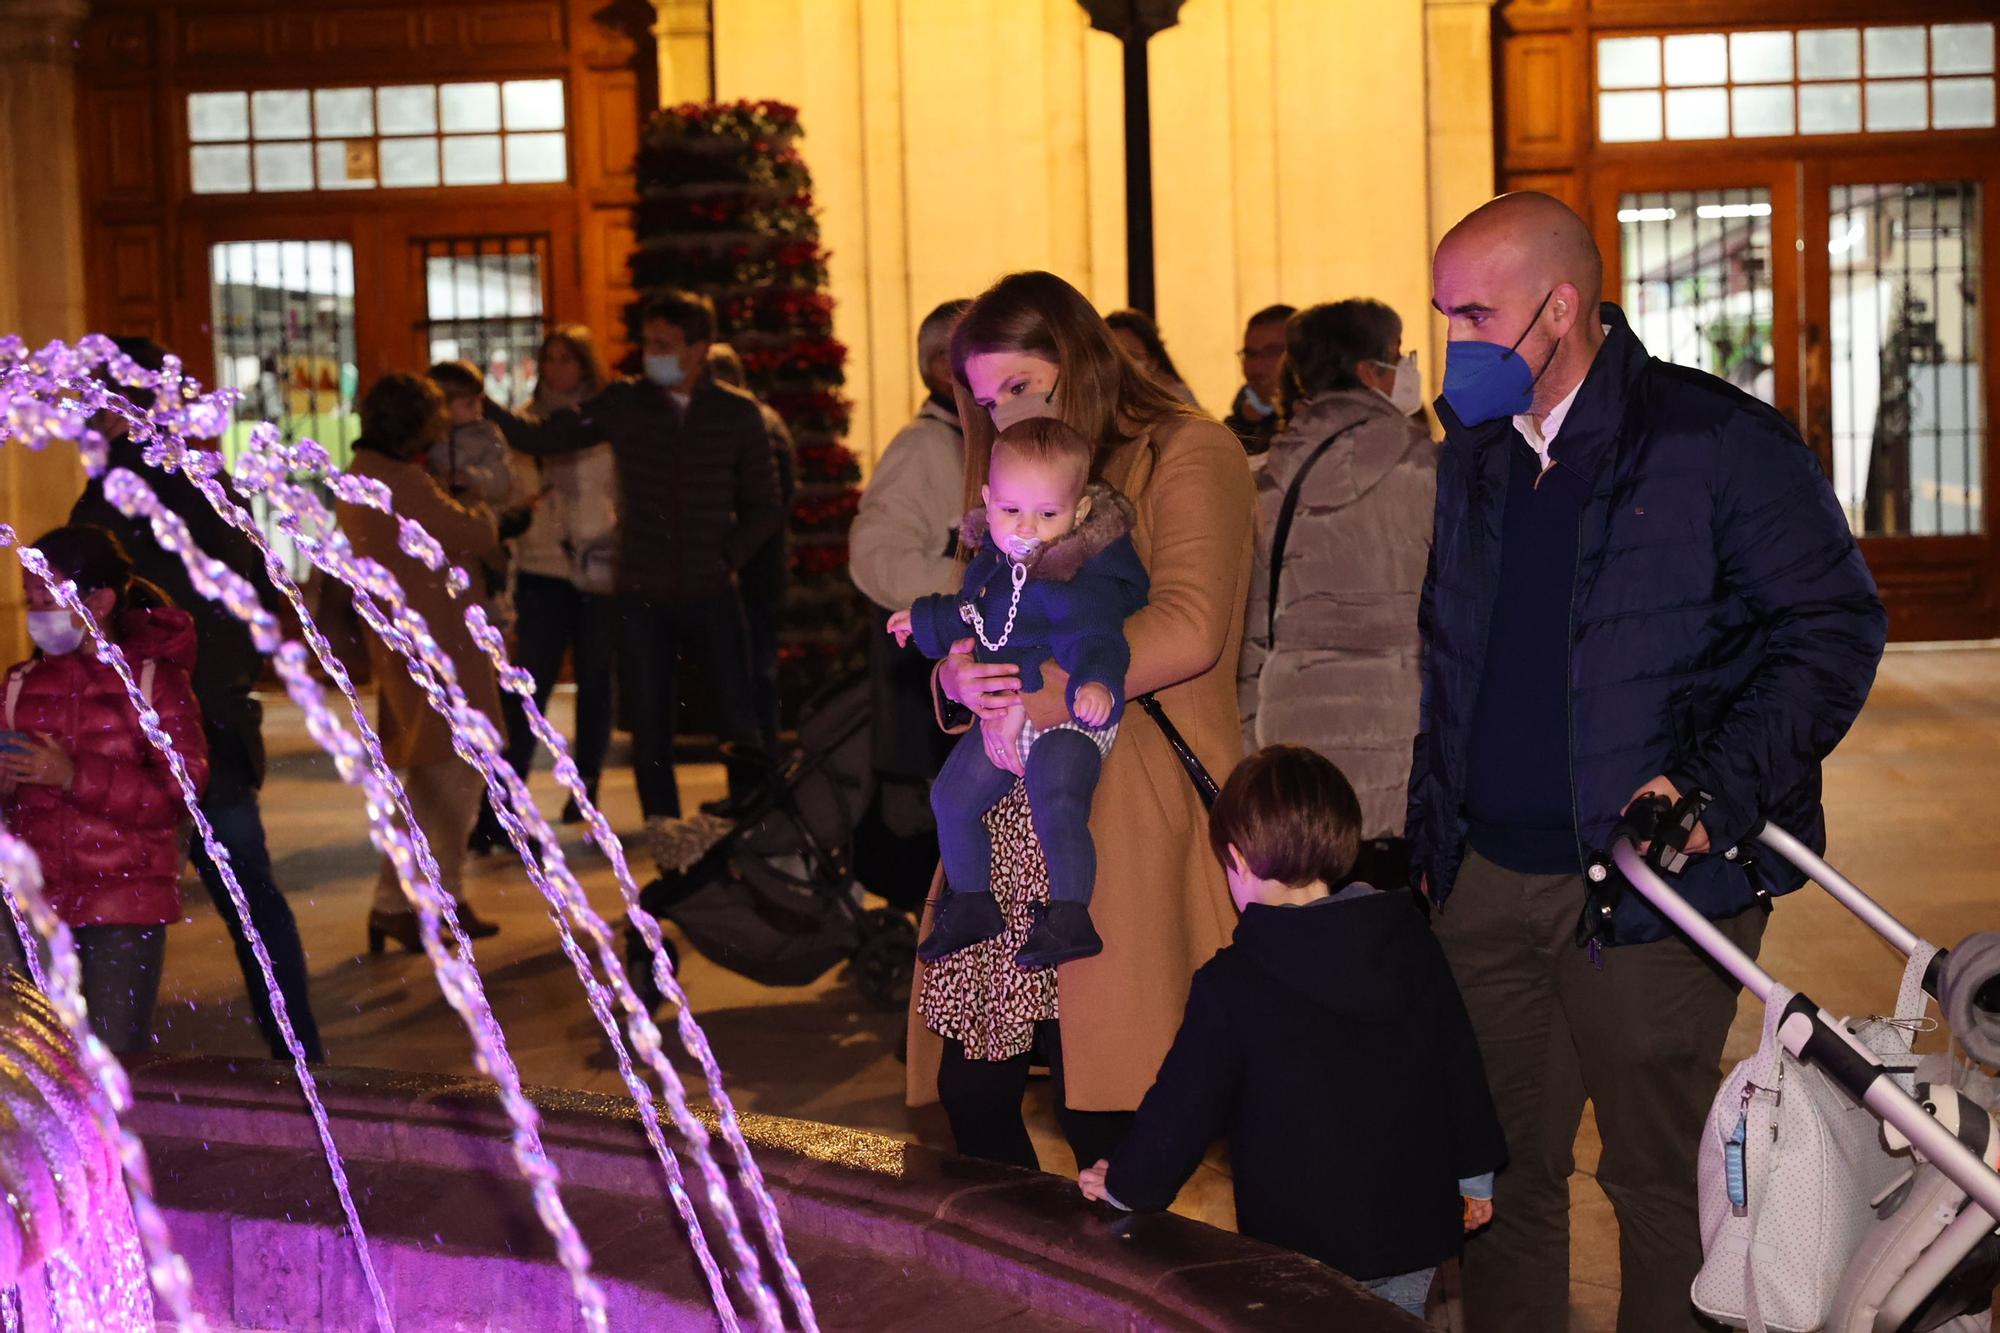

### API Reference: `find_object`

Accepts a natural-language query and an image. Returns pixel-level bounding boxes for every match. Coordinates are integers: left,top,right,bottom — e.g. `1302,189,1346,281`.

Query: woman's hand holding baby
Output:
1072,682,1113,728
982,704,1027,777
940,639,1024,721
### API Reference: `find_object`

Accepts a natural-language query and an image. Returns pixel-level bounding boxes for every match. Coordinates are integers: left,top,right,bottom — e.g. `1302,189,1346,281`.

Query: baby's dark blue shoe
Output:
1014,901,1102,970
916,888,1006,962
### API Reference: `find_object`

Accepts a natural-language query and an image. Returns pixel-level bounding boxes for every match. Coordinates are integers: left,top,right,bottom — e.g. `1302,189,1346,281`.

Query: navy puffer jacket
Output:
1407,304,1887,944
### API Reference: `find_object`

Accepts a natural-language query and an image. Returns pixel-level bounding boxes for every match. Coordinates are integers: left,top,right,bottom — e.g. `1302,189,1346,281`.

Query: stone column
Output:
653,0,714,106
0,0,90,662
1424,0,1502,381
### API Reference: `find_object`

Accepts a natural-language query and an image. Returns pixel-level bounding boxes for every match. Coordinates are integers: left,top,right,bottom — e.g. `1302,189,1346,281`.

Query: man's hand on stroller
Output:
1073,682,1113,728
887,608,914,646
1624,776,1710,855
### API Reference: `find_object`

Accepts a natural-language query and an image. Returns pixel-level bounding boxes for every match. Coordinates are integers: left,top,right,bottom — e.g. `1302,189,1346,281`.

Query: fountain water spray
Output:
4,341,616,1329
3,336,818,1329
0,812,178,1329
247,448,792,1330
1,528,397,1333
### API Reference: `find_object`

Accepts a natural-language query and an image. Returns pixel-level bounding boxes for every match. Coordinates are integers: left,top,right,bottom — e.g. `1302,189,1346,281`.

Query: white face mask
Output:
1370,352,1423,416
27,611,86,657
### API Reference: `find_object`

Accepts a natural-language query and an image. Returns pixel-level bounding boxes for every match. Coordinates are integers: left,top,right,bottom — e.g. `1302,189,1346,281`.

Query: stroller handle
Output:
1608,838,2000,1226
1752,822,1926,961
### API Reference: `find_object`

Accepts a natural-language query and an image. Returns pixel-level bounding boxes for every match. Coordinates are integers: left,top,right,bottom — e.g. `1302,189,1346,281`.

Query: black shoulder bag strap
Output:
1132,693,1219,809
1266,420,1366,649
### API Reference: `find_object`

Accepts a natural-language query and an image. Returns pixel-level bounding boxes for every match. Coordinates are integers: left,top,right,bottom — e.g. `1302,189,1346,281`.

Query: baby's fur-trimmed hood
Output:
960,483,1136,581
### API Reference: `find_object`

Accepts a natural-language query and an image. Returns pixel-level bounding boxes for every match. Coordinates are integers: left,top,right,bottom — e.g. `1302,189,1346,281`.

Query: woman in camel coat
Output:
338,372,504,953
906,271,1253,1168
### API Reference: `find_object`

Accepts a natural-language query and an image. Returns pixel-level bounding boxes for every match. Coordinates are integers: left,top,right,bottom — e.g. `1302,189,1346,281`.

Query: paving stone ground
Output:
147,644,2000,1330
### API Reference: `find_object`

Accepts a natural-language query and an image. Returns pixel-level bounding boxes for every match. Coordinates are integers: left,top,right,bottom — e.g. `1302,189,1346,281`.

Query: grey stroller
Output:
1597,797,2000,1332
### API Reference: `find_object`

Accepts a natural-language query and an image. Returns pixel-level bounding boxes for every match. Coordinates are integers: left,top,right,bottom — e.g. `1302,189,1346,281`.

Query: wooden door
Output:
1802,145,1997,639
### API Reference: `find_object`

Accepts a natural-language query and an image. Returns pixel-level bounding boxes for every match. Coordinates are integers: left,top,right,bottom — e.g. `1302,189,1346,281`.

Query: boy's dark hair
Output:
640,290,716,344
1208,744,1363,887
991,415,1093,491
427,359,485,399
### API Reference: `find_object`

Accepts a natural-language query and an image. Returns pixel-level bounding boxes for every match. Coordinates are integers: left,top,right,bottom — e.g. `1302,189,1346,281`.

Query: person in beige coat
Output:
1240,300,1438,893
338,372,504,954
906,271,1253,1170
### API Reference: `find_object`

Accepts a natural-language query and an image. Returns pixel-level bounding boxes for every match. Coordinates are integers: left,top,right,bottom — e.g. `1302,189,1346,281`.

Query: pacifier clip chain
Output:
962,557,1029,652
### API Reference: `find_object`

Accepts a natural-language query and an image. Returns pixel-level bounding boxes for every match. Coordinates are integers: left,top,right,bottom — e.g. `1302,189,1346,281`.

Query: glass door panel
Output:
1827,181,1983,537
414,234,550,408
208,238,361,579
1618,187,1780,404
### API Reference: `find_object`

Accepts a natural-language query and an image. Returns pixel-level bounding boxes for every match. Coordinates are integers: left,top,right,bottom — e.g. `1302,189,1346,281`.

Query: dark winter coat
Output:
1105,891,1506,1282
2,607,209,926
1407,303,1887,943
71,436,279,804
1224,384,1280,456
487,377,783,605
907,484,1150,723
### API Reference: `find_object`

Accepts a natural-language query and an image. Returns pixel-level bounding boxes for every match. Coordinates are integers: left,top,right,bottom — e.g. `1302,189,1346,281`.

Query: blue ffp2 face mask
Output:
1440,290,1556,426
643,354,685,389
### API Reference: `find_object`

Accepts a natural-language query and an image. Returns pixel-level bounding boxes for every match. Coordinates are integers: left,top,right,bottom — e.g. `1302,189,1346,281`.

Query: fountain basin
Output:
124,1057,1420,1331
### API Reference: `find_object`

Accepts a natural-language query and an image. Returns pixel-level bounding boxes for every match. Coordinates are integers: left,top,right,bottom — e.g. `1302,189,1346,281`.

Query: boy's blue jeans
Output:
932,726,1102,905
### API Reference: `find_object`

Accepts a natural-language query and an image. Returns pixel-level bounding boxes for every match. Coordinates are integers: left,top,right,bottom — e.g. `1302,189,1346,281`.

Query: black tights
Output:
937,1019,1135,1172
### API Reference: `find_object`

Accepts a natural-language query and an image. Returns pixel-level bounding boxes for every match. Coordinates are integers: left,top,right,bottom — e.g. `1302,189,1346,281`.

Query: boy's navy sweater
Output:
1105,891,1506,1282
1462,438,1592,873
909,484,1149,722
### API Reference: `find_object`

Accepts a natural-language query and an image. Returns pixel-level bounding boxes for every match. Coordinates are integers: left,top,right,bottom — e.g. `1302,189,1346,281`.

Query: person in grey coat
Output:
1239,300,1437,893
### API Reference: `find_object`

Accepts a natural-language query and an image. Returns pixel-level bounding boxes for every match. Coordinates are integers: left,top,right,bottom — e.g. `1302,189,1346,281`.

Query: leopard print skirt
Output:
915,782,1059,1062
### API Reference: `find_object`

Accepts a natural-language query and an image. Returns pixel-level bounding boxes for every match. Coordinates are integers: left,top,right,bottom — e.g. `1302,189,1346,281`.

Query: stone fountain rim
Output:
120,1056,1421,1331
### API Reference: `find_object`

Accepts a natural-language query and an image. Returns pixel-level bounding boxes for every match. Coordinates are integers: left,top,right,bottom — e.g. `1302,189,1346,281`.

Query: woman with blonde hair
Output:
501,324,617,824
909,270,1254,1170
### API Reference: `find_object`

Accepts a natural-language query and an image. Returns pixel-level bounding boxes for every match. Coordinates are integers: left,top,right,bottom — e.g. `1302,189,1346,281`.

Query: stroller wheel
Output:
853,909,916,1011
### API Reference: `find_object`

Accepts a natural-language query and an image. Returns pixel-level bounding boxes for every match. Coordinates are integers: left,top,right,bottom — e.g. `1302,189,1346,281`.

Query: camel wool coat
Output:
906,413,1254,1112
340,446,503,770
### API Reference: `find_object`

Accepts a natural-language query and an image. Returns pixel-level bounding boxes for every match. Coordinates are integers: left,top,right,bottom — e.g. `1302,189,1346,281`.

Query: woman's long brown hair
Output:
531,323,609,414
948,271,1196,508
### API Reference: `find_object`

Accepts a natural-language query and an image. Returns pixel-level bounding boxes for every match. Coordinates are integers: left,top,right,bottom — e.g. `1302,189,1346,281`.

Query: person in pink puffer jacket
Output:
1,525,207,1054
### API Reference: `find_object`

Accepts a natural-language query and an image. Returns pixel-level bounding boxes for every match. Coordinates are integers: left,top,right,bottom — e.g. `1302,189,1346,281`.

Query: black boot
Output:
1014,901,1103,970
915,889,1006,963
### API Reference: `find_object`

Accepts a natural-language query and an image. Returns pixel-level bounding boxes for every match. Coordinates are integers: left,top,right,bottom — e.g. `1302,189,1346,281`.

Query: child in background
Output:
0,525,208,1056
890,414,1148,969
429,360,539,855
1079,745,1505,1318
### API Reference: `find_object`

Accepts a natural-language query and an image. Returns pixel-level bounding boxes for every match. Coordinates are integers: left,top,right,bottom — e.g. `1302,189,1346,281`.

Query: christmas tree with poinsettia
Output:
630,100,866,726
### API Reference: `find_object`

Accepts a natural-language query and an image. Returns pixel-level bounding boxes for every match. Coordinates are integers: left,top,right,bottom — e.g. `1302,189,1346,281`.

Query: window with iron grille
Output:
416,235,553,409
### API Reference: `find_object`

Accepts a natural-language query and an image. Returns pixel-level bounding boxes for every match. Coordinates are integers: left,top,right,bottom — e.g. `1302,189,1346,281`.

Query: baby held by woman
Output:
890,415,1147,969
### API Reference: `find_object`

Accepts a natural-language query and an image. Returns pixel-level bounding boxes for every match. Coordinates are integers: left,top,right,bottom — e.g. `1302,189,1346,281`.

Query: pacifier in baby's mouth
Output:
1004,534,1042,560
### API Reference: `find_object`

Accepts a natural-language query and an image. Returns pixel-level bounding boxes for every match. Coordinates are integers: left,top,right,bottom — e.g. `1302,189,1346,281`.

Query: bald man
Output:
1406,194,1886,1331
